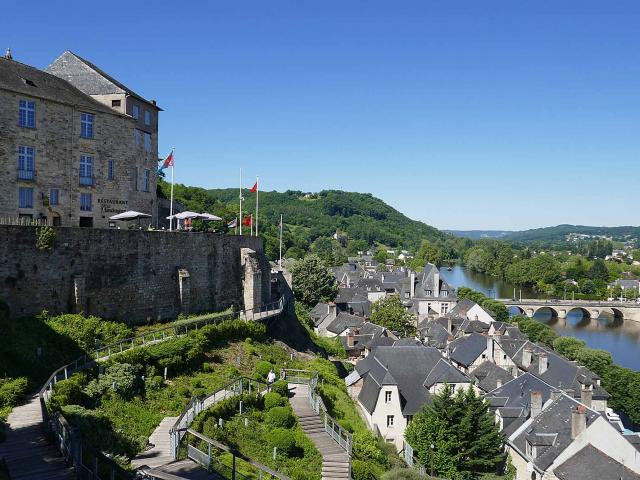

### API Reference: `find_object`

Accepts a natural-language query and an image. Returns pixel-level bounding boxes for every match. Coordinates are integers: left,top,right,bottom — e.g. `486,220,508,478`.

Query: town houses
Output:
311,255,640,480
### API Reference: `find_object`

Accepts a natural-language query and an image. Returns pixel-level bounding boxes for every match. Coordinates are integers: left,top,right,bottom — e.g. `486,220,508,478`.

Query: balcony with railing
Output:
79,175,94,186
17,169,35,181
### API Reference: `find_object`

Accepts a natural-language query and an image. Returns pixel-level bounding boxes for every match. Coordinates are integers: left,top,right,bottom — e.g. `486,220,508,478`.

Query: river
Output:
440,265,640,370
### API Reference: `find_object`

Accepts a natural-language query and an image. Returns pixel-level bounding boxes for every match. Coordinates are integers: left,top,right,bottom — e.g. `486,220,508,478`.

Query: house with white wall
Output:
345,345,472,450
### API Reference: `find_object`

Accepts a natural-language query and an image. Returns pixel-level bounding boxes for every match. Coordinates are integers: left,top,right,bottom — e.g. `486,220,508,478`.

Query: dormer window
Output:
426,290,432,297
21,78,37,87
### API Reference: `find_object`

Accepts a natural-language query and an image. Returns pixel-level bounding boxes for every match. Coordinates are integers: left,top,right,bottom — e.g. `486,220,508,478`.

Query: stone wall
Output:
0,226,271,323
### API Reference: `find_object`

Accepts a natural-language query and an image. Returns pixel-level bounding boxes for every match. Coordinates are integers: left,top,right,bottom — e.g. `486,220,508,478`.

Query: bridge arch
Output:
565,307,592,327
611,307,624,320
508,305,525,317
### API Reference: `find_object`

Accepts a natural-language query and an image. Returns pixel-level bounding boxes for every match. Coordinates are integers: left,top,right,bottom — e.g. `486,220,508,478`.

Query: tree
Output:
414,240,444,267
590,259,609,281
369,295,416,335
374,249,388,264
552,337,586,360
405,385,505,479
290,255,338,307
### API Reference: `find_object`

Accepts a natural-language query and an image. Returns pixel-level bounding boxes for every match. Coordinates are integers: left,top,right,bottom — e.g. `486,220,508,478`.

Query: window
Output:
19,189,34,210
49,188,59,206
107,159,114,180
143,169,150,192
441,304,449,314
19,99,36,127
80,113,94,138
144,110,150,126
144,132,151,151
80,193,92,212
18,187,33,208
79,155,93,185
442,290,448,297
134,129,142,146
132,105,139,120
18,146,35,180
111,99,121,107
386,415,394,428
426,290,432,297
385,391,392,404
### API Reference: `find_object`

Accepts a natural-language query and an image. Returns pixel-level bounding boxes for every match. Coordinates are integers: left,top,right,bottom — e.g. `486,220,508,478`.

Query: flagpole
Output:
235,217,238,235
255,176,259,236
279,214,283,269
239,168,243,236
169,148,175,232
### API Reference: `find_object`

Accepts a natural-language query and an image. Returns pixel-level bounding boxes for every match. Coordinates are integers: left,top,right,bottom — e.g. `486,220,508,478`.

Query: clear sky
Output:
3,1,639,230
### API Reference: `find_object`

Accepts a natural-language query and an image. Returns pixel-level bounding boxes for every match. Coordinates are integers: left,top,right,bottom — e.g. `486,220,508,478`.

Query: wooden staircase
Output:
290,385,351,480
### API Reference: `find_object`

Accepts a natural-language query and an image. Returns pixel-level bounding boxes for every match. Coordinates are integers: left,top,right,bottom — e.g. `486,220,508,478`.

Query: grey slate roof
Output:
484,372,555,437
447,298,477,318
511,394,600,472
310,302,330,327
423,359,470,388
470,361,514,392
420,321,451,349
355,345,469,416
553,444,640,480
0,57,116,115
448,332,487,367
46,51,161,109
326,312,365,335
413,264,455,299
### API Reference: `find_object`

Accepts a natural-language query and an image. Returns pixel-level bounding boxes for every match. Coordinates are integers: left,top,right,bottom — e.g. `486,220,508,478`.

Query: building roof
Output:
510,394,600,472
413,263,455,299
470,361,514,392
0,57,116,115
310,302,331,327
326,312,366,335
448,332,487,367
553,444,640,480
420,321,451,349
355,345,469,416
46,51,161,109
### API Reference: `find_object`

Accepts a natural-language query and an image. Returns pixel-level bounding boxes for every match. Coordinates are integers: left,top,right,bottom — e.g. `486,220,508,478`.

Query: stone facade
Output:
0,226,271,323
0,55,158,228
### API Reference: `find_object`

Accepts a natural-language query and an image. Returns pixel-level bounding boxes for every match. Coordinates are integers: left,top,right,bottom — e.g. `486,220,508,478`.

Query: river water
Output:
440,265,640,370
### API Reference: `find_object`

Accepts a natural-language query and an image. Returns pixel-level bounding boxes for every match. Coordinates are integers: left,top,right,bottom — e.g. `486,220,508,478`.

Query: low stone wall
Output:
0,226,271,323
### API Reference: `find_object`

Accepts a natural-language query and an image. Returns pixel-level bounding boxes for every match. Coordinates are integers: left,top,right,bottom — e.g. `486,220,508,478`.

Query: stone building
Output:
0,50,159,228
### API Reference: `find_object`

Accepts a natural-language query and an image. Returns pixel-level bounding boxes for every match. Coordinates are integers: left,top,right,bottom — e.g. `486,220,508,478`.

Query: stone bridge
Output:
497,299,640,322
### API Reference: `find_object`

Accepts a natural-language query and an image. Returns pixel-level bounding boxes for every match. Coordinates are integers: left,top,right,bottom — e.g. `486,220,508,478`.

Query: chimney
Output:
410,271,416,298
447,316,453,334
538,352,548,375
571,405,587,439
580,384,593,409
530,391,543,419
486,335,494,362
346,328,355,348
550,389,562,401
328,303,337,321
433,269,440,297
523,348,532,369
496,378,503,389
4,48,12,60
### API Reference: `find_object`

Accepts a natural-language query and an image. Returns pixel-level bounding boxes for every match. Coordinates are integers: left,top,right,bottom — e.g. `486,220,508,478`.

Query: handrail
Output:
39,297,285,402
283,369,353,456
402,440,428,476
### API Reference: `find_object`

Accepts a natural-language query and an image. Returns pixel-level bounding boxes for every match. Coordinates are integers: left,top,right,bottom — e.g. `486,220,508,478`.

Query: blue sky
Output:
3,1,639,230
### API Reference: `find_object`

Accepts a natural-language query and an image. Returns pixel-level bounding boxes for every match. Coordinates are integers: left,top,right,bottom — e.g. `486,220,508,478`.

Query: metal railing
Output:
17,169,35,180
169,377,268,460
283,369,353,456
402,440,428,475
183,429,289,480
49,411,133,480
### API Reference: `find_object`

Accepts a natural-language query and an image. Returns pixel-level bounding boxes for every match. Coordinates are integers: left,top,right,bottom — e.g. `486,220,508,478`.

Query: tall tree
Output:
369,295,416,335
290,255,338,306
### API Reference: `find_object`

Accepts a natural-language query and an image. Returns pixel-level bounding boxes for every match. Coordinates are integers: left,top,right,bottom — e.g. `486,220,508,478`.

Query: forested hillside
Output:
158,181,445,261
505,225,640,243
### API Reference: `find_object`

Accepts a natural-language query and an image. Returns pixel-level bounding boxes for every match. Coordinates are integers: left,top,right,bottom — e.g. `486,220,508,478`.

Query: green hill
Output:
158,181,445,261
504,225,640,243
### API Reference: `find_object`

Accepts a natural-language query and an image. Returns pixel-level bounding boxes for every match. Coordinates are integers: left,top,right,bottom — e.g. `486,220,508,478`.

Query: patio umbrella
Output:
199,213,222,221
109,211,152,221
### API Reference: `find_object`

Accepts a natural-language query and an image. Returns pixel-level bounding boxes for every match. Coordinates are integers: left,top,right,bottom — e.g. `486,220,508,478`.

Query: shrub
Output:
353,430,386,464
0,377,28,408
267,427,297,456
255,361,273,379
381,468,429,480
352,458,384,480
265,406,295,428
264,392,286,410
145,375,164,392
48,373,89,412
83,363,141,402
271,380,290,397
35,225,56,251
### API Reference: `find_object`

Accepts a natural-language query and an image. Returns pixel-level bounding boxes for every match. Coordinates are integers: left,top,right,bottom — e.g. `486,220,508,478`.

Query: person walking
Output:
267,368,276,392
